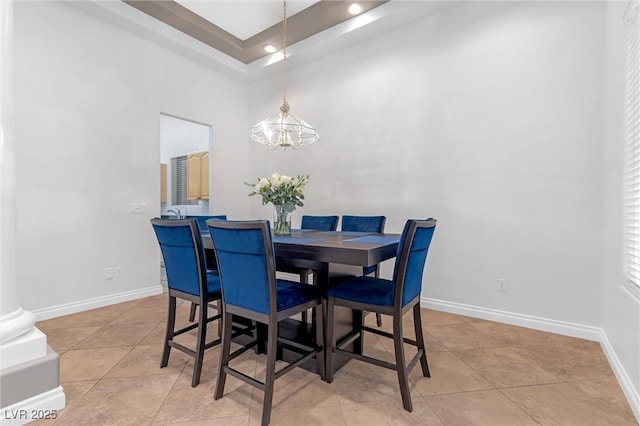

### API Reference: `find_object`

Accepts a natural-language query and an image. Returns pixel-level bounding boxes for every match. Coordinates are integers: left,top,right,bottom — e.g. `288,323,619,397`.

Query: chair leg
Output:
189,302,197,322
261,321,279,426
214,312,233,400
300,271,309,324
373,269,382,327
191,301,208,387
314,300,325,381
215,301,223,337
413,304,430,377
393,313,413,412
354,309,364,355
161,295,177,368
325,297,336,383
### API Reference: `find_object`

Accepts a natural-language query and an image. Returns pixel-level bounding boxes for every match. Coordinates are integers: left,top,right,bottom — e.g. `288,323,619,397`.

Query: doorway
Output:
159,113,213,216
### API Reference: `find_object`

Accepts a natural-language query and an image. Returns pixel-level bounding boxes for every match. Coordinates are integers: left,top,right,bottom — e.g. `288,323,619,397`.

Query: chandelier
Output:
249,0,319,150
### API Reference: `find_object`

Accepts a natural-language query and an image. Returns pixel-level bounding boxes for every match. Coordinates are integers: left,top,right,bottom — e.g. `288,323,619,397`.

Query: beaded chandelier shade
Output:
249,0,319,150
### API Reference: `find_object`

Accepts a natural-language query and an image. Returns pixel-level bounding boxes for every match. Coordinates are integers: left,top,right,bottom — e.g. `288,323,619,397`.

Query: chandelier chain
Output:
248,0,318,149
282,0,288,106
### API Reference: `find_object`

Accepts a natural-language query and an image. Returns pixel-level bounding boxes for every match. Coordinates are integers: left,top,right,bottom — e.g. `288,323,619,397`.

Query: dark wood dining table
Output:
201,229,401,377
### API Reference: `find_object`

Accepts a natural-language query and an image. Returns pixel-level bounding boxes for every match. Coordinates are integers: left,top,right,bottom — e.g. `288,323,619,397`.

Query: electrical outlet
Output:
115,266,123,278
104,267,113,280
497,278,507,292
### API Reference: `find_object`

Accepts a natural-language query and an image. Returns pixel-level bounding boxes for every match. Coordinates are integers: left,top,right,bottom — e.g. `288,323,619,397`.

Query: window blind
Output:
170,155,196,206
625,0,640,298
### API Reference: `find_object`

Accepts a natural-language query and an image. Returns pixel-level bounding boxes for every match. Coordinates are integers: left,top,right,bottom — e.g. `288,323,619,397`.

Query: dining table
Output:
201,228,401,378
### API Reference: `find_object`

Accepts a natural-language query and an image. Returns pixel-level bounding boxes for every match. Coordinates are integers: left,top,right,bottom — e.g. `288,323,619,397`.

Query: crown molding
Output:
122,0,388,64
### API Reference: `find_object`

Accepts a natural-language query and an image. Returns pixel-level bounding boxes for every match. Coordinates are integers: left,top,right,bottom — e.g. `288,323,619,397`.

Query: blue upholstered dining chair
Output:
341,215,387,326
300,215,339,231
150,218,223,387
280,214,339,323
188,214,228,233
325,218,437,412
186,215,227,322
207,219,324,426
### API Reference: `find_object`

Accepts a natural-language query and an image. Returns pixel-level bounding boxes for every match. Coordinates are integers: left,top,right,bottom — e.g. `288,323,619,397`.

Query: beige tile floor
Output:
33,294,638,426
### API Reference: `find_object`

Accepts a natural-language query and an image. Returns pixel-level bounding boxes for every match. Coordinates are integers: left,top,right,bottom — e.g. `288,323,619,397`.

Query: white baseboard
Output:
421,297,640,424
31,286,164,322
421,297,601,340
0,386,65,426
599,330,640,423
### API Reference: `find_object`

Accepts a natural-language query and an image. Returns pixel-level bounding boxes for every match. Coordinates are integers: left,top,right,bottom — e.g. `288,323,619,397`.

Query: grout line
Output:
149,367,183,425
41,295,636,426
494,387,543,426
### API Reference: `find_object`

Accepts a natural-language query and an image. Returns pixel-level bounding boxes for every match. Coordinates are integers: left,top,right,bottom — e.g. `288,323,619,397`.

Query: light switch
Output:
129,203,148,214
104,268,113,280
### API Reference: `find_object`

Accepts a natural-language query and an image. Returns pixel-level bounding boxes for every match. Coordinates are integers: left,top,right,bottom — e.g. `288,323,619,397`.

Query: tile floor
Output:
34,294,638,425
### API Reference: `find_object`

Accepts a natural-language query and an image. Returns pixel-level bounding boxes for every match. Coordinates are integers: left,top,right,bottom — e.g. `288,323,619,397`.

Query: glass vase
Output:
273,204,292,235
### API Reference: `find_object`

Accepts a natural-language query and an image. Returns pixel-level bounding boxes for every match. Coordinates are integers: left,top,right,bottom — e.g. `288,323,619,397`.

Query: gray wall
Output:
249,1,604,327
13,2,251,314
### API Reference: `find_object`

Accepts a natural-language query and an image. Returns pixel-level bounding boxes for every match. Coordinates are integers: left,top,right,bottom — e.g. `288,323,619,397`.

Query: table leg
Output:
322,263,362,378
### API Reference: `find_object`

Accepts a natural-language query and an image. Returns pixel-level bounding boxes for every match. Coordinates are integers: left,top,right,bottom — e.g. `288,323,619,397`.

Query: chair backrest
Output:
207,220,277,316
341,215,386,233
392,219,437,307
151,218,207,297
188,215,227,232
301,215,339,231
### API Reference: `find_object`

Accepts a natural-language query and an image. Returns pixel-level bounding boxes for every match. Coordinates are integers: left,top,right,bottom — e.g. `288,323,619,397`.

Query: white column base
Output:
0,386,65,426
0,308,35,345
0,328,46,371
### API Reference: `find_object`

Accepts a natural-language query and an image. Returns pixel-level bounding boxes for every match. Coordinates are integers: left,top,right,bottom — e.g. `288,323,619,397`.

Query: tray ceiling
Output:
123,1,388,64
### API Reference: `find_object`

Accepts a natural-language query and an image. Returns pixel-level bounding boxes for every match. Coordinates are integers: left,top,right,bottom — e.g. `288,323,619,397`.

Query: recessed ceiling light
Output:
348,3,362,15
264,44,277,53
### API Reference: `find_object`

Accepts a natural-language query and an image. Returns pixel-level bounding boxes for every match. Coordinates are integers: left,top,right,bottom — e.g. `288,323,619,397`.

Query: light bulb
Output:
348,3,362,15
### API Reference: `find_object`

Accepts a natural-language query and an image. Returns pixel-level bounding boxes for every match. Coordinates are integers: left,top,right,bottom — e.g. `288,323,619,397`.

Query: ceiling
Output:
174,1,322,41
73,1,454,81
122,0,388,64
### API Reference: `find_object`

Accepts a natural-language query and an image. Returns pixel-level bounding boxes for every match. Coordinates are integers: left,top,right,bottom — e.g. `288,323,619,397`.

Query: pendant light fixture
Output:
249,0,319,150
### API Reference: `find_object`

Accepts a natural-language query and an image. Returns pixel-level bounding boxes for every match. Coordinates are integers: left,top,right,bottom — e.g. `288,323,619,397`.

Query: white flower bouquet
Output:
246,173,309,234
